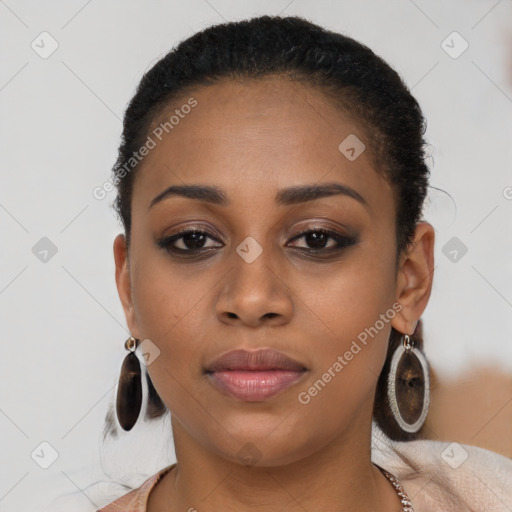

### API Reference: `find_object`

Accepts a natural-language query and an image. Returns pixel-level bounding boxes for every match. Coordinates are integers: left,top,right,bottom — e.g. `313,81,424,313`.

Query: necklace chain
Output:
376,465,414,512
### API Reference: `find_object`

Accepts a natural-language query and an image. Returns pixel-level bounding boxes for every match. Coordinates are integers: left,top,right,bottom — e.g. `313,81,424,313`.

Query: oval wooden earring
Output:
115,336,142,431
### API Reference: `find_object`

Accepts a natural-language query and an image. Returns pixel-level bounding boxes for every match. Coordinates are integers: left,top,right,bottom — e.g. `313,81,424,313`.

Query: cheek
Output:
128,254,209,400
131,244,207,336
303,242,396,337
297,245,397,396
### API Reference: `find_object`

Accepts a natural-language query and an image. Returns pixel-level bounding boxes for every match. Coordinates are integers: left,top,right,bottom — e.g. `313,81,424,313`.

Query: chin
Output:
209,412,321,468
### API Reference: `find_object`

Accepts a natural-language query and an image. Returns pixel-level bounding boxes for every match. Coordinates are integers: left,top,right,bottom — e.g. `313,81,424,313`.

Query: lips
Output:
205,348,307,401
205,348,306,372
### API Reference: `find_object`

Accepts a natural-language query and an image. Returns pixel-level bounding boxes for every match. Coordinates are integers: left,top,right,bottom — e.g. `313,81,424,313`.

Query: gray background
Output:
1,0,511,510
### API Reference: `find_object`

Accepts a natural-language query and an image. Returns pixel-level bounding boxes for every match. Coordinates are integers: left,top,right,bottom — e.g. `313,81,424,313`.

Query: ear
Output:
391,222,435,335
113,234,140,338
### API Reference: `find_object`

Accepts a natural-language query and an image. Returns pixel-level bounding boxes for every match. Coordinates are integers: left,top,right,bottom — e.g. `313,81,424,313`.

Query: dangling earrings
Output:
387,332,430,433
115,336,143,432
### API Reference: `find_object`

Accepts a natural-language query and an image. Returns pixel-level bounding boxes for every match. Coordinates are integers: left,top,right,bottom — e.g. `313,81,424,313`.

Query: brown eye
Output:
288,229,357,252
157,228,223,254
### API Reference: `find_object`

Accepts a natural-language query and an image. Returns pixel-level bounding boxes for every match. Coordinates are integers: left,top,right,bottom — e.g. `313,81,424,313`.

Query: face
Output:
115,76,425,466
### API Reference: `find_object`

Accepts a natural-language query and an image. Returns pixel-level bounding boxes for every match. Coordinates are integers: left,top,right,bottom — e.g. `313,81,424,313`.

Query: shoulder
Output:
96,464,176,512
372,431,512,512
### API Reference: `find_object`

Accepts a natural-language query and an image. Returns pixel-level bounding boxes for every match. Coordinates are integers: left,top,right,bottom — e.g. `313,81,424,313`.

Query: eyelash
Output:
156,226,357,257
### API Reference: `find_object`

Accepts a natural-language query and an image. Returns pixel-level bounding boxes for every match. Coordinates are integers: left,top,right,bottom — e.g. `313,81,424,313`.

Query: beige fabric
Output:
371,425,512,511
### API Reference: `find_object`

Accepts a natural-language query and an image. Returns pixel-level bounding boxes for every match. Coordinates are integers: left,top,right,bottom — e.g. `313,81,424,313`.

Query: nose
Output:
215,242,294,328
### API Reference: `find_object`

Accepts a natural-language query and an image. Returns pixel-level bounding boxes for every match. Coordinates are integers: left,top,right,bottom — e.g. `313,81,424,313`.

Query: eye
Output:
287,228,357,252
157,228,223,255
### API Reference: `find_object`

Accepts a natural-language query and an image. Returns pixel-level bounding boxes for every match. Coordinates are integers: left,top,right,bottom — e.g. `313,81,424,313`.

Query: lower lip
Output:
208,370,306,401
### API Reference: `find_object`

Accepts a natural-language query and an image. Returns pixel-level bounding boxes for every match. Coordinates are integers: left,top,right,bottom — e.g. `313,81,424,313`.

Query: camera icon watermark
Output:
441,31,469,59
237,442,262,465
31,441,59,469
441,442,469,469
442,236,468,263
140,339,161,366
31,31,59,59
236,236,263,263
338,134,365,161
32,237,58,263
503,186,512,200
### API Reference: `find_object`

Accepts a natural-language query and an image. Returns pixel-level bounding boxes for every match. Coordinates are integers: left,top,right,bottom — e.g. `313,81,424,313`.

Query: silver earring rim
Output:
387,334,430,433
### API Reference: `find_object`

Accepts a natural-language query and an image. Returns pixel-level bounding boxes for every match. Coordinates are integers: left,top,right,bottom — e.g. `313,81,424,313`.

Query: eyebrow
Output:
148,182,368,210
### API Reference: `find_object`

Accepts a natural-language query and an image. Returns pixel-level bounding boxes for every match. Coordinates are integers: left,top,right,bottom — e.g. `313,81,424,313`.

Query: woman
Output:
97,14,511,511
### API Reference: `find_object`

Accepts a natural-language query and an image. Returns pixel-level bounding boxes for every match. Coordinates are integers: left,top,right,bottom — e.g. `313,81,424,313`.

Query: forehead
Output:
132,76,392,215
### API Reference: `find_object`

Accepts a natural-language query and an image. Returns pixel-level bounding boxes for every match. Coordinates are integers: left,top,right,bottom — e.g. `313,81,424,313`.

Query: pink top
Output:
97,463,176,512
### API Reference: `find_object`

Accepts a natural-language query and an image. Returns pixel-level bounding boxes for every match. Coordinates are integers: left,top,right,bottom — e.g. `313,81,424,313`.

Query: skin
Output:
113,76,435,511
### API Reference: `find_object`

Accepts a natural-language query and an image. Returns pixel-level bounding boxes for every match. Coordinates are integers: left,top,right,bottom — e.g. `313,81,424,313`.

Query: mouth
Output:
204,348,308,401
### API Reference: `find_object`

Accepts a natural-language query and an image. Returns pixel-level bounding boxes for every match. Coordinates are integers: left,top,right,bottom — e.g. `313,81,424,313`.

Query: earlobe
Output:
113,233,139,335
391,222,435,334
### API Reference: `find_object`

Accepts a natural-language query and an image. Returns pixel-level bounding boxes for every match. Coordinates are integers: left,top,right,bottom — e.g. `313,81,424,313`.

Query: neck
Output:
149,417,402,512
